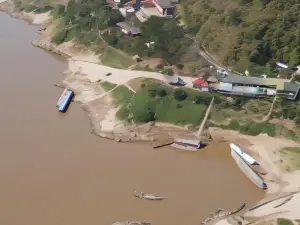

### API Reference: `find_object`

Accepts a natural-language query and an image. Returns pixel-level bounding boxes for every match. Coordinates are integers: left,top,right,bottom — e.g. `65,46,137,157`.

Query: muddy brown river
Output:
0,12,264,225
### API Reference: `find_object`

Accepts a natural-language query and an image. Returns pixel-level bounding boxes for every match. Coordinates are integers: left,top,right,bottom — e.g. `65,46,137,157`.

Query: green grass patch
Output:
100,81,117,92
113,79,210,125
221,119,276,137
110,85,135,106
101,48,134,69
277,218,294,225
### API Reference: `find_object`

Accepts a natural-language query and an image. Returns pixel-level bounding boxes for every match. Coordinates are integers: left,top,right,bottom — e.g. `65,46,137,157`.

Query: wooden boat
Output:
230,143,268,175
170,139,206,151
56,88,68,108
133,191,166,200
230,143,256,165
56,89,74,112
112,221,151,225
201,203,246,224
231,148,267,189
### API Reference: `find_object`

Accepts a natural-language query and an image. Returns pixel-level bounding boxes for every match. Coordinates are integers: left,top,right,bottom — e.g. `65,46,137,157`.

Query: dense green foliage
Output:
102,17,194,65
50,0,124,45
14,0,54,14
181,0,300,72
272,99,300,127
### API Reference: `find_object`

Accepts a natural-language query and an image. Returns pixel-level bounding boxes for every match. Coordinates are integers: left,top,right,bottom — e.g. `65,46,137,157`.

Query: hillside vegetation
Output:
181,0,300,72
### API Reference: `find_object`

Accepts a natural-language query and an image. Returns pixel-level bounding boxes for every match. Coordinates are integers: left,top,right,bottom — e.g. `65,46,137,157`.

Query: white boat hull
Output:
230,143,256,165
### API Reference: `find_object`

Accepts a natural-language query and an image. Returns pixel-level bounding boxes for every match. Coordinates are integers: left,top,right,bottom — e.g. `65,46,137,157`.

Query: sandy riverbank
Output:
0,0,201,142
1,2,300,222
210,127,300,224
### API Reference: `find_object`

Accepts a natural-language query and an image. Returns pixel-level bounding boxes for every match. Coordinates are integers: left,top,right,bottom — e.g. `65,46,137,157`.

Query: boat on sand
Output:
230,143,256,165
133,191,166,200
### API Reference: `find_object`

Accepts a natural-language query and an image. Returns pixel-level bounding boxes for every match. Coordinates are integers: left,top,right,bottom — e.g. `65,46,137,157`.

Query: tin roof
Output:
153,0,178,8
284,82,300,92
116,22,141,34
192,78,208,86
221,75,261,86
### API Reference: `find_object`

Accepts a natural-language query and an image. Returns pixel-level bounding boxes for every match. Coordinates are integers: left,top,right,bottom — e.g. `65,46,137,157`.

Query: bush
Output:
157,89,167,97
64,27,81,42
174,89,188,101
24,5,37,12
51,29,67,44
163,68,174,76
193,94,212,105
52,4,65,17
176,63,184,69
79,32,98,46
35,5,53,14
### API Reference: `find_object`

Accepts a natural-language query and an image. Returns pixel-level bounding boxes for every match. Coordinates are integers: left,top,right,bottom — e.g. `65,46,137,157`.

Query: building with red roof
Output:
192,78,209,92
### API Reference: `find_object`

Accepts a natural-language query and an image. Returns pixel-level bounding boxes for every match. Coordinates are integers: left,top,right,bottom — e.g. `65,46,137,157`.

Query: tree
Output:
174,89,187,101
289,48,300,66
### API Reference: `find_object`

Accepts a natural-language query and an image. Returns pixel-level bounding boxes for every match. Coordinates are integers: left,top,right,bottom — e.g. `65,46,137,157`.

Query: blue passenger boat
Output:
57,89,74,112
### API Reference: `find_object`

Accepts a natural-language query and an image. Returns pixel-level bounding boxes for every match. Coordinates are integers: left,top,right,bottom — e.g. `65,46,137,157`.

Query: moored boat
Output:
133,191,166,200
171,139,206,151
57,89,74,113
56,88,68,108
231,148,267,189
112,221,151,225
230,143,256,165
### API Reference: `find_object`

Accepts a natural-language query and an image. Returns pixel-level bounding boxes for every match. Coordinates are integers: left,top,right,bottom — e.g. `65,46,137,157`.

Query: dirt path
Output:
185,34,226,70
262,96,277,122
197,97,214,139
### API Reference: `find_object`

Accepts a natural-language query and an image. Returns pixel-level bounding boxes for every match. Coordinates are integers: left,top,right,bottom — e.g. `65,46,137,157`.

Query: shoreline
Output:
1,1,300,223
0,0,200,143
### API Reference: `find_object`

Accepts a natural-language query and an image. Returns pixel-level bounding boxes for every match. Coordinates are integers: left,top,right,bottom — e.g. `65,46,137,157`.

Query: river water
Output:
0,12,264,225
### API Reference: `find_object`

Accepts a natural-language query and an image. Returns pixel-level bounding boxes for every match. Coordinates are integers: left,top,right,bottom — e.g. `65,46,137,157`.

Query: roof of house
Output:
153,0,177,8
221,74,261,86
207,75,218,83
284,82,300,92
193,78,208,86
259,78,289,90
116,22,141,34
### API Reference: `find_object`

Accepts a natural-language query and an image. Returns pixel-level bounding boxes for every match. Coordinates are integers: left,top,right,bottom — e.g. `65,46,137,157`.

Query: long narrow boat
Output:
201,203,246,224
112,221,152,225
230,143,257,165
133,191,166,200
231,203,246,214
57,89,74,113
231,148,267,189
170,139,206,151
56,88,68,108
